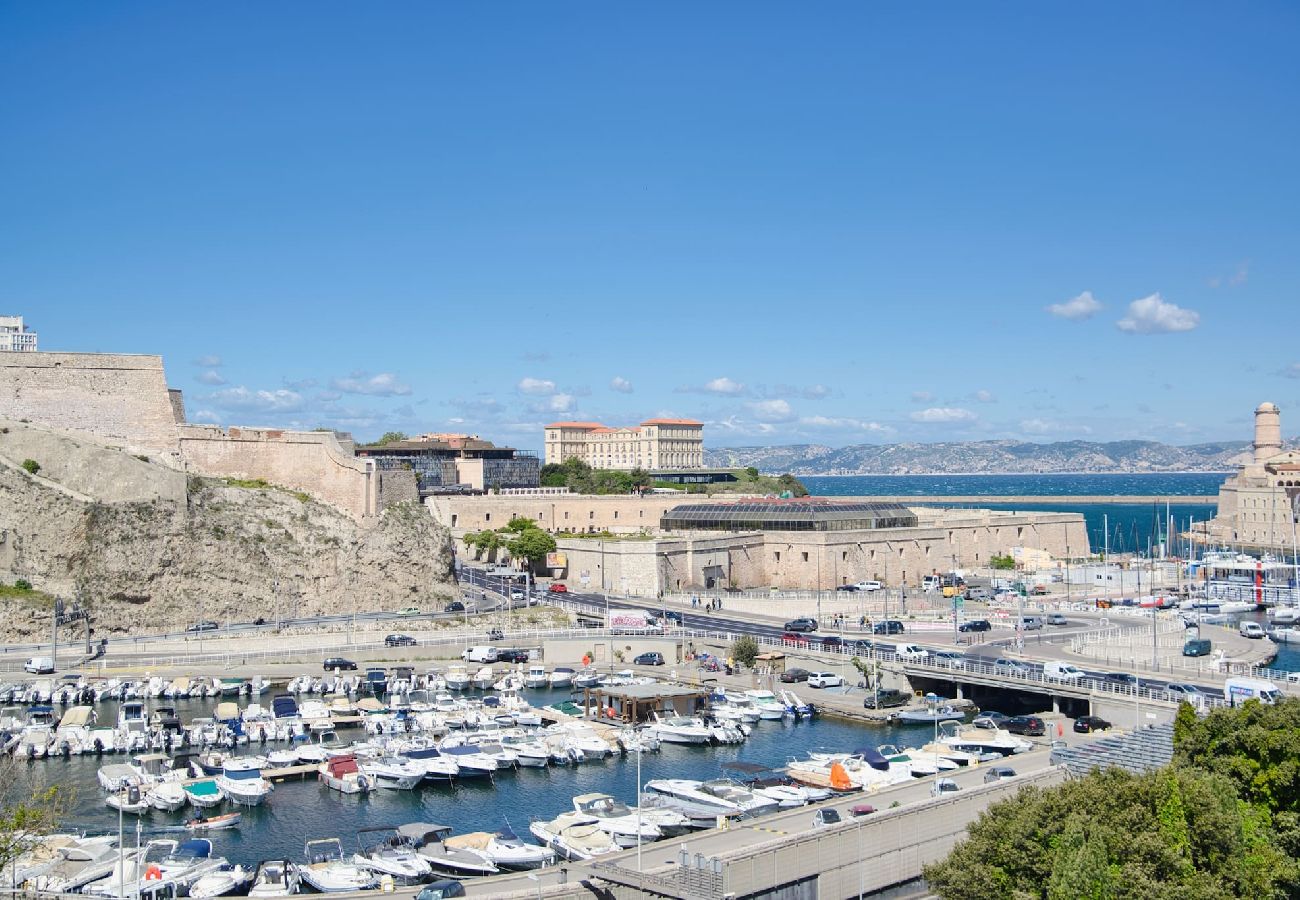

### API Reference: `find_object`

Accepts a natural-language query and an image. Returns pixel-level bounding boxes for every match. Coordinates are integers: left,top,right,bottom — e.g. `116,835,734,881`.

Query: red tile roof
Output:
641,418,703,426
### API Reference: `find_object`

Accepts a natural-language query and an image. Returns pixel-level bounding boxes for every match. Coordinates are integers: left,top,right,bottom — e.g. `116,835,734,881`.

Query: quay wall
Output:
0,352,182,456
178,425,386,520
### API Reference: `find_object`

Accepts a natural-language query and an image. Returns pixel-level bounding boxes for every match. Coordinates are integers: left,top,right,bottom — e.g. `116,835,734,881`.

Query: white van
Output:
1225,676,1282,706
461,646,499,663
1239,622,1266,640
24,656,54,674
1018,616,1044,631
895,644,928,662
1043,661,1084,682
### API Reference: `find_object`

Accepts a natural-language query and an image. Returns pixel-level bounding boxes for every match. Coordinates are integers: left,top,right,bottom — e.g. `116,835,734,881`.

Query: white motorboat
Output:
528,812,619,861
248,859,300,898
1269,606,1300,625
742,690,789,720
86,839,226,898
700,780,781,817
105,786,151,816
190,863,255,898
352,827,432,885
400,745,459,781
183,779,226,809
548,667,575,689
402,824,499,878
318,755,374,794
938,722,1032,756
366,756,424,790
645,779,743,815
471,666,495,690
438,743,498,777
299,839,377,893
444,667,471,691
877,743,959,776
500,734,550,767
550,722,614,756
721,762,830,808
443,825,555,871
648,714,711,745
523,665,549,689
147,781,188,812
573,793,661,846
217,759,273,806
572,668,601,689
1268,626,1300,644
893,705,967,725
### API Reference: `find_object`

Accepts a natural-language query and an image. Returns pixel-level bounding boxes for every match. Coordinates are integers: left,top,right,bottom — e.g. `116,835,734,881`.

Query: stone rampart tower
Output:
1254,401,1282,462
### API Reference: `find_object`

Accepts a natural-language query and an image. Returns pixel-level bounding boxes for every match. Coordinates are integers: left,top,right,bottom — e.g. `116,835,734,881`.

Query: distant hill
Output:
704,440,1265,475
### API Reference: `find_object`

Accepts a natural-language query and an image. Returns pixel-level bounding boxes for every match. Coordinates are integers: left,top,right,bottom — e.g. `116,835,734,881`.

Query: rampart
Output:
0,352,182,456
178,425,384,520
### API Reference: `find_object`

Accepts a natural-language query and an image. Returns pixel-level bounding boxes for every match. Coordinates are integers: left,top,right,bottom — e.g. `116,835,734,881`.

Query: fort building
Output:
544,419,704,470
1198,402,1300,552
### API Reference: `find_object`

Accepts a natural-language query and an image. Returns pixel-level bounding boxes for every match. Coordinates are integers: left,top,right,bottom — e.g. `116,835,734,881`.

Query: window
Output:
485,513,490,523
802,552,809,562
774,551,781,562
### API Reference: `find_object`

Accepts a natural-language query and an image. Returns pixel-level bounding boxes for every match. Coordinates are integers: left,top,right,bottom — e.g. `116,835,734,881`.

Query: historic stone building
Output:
1200,402,1300,551
544,419,704,470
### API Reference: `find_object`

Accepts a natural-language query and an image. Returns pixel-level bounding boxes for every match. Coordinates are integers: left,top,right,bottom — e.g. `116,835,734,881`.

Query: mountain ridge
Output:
703,439,1277,475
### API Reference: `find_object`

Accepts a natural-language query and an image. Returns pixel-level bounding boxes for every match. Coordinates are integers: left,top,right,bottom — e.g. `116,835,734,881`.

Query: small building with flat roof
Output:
579,682,711,723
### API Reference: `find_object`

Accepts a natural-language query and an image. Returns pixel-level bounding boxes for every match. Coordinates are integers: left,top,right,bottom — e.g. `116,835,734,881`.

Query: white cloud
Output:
972,389,996,403
192,408,220,423
330,372,412,396
195,370,227,386
679,377,746,396
193,355,223,368
1047,291,1103,321
609,376,633,394
748,399,796,422
799,415,894,434
910,391,935,403
546,393,575,413
517,377,557,396
1020,418,1093,435
910,407,977,423
1116,293,1200,334
207,386,306,413
1279,363,1300,380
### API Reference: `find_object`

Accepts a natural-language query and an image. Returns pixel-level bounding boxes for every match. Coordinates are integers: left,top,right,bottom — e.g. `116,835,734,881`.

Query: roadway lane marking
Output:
745,825,789,835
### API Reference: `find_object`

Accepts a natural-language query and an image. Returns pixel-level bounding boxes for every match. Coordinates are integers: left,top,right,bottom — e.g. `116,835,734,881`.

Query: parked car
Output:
849,804,876,817
462,646,499,663
836,584,859,592
496,648,530,663
807,672,844,689
547,583,568,593
1005,715,1047,736
186,621,219,633
1183,638,1212,657
1239,621,1266,640
993,658,1031,676
322,657,358,671
930,778,961,797
854,580,882,592
972,710,1011,729
416,880,466,900
1046,612,1069,626
812,808,843,828
1073,715,1111,733
444,601,466,613
23,656,54,675
779,667,811,683
872,620,905,635
957,619,991,633
784,617,818,633
397,606,422,617
815,636,843,651
384,634,417,647
781,631,810,647
983,766,1017,783
862,688,908,709
634,651,665,666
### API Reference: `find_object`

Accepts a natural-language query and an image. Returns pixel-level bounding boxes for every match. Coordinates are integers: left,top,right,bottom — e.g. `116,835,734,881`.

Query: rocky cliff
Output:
0,421,455,639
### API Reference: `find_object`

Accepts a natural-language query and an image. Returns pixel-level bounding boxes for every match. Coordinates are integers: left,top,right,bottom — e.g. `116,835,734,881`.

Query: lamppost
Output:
926,692,940,793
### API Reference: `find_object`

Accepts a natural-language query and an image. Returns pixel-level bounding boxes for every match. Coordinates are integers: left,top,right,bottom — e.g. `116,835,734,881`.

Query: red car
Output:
781,631,809,647
548,583,568,593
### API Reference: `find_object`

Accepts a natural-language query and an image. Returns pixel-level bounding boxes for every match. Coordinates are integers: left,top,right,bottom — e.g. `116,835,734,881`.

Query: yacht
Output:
648,714,711,745
444,667,471,691
400,744,460,782
645,779,744,815
742,690,789,720
548,667,575,689
299,839,377,893
352,827,432,885
402,824,499,879
217,758,273,806
699,779,781,817
500,733,550,767
147,781,187,813
572,668,602,689
472,666,495,690
443,825,555,870
248,859,300,898
189,864,255,899
524,665,549,689
572,793,661,847
438,743,498,778
318,755,373,794
366,756,424,790
938,721,1032,756
183,779,226,809
529,812,619,861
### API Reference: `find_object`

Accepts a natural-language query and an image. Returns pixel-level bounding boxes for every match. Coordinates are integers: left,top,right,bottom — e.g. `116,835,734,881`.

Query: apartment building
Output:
544,418,704,470
0,316,37,352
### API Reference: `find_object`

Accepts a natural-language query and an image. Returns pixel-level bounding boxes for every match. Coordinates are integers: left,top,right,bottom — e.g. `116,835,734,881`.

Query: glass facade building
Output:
661,500,918,532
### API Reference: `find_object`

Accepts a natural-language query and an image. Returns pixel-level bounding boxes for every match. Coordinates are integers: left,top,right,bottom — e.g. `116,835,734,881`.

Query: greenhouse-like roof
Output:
661,499,918,532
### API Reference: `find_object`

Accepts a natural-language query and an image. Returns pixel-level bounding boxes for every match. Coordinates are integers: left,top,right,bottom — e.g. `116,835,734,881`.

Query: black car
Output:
872,620,905,635
1100,672,1137,687
836,584,859,592
862,688,908,709
444,601,466,613
496,648,530,663
784,617,818,633
1073,715,1111,733
779,667,811,683
958,619,991,633
1005,715,1047,736
384,634,417,647
634,651,665,666
186,621,219,633
322,657,358,671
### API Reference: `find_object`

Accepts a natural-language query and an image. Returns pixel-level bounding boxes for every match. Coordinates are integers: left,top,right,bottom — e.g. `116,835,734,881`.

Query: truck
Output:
608,609,663,635
1224,676,1283,706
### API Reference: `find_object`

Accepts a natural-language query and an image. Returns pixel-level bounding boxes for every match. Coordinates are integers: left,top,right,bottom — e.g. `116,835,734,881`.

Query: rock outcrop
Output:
0,421,454,639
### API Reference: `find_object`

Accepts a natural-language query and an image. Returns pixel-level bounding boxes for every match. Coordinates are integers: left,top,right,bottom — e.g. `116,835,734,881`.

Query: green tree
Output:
1047,821,1114,900
20,459,39,475
504,517,538,533
0,756,68,873
506,528,557,566
731,634,759,668
989,554,1016,570
744,466,760,480
368,431,408,447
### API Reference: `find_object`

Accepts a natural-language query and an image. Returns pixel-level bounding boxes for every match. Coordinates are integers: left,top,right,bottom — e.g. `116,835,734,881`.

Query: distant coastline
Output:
799,470,1234,477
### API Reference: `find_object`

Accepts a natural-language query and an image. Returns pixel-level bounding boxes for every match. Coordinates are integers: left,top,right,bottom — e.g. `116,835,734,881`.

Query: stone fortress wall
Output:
0,351,413,521
0,352,183,458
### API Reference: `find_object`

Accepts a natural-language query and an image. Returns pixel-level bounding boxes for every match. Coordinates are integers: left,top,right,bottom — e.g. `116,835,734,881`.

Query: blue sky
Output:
3,3,1299,452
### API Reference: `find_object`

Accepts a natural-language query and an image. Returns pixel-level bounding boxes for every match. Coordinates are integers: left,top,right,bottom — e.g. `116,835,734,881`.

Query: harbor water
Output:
45,692,938,868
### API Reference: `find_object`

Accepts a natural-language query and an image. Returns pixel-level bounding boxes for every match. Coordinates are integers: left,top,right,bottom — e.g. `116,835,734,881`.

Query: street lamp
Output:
926,692,940,793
